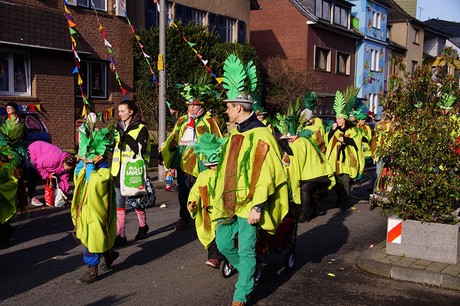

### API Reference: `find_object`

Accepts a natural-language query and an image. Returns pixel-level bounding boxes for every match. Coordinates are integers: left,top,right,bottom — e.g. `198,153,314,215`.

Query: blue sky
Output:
417,0,460,21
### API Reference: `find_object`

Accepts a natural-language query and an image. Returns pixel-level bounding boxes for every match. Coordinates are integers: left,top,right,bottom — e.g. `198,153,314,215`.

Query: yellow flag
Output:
35,104,41,112
78,74,83,85
64,6,70,14
82,105,87,116
108,107,113,117
216,77,223,84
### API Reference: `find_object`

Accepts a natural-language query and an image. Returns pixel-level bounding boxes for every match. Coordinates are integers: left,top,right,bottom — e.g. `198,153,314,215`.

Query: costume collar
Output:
237,112,265,133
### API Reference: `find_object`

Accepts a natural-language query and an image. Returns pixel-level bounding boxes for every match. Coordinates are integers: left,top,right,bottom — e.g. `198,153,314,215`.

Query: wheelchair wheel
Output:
254,262,263,283
284,249,296,269
220,260,235,278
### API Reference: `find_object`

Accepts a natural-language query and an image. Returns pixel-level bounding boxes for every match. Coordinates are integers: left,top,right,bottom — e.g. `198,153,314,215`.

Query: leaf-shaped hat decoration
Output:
192,132,225,166
179,75,215,105
333,91,347,118
334,86,359,119
222,54,257,103
440,92,456,110
303,91,318,111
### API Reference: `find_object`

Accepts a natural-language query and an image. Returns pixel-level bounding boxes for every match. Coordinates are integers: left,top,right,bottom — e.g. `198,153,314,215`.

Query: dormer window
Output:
315,0,331,21
333,5,348,27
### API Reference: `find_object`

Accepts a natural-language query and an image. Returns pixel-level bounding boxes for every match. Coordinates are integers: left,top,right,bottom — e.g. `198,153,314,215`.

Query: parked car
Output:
0,107,52,145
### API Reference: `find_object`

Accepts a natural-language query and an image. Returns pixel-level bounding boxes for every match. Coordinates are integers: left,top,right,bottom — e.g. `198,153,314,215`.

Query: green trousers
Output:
216,216,257,303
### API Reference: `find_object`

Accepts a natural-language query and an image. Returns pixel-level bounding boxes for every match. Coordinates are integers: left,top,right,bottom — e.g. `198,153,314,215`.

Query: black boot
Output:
76,265,98,284
0,222,12,248
135,224,149,240
113,235,128,248
100,249,119,271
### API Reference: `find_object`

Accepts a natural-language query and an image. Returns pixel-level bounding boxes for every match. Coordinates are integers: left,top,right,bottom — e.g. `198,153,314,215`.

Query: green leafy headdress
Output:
222,54,257,104
76,113,116,163
273,98,302,137
179,77,216,105
333,86,359,119
300,91,318,121
193,132,225,166
352,105,367,120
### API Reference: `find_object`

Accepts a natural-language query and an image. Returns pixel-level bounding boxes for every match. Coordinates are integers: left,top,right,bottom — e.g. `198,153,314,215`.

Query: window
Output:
315,0,331,21
146,1,172,29
208,13,235,43
314,46,331,71
413,28,420,44
372,11,381,29
336,52,350,75
175,4,205,25
370,49,380,72
411,61,418,75
76,61,107,99
0,50,31,96
77,0,107,11
333,6,348,27
237,20,246,44
369,93,379,115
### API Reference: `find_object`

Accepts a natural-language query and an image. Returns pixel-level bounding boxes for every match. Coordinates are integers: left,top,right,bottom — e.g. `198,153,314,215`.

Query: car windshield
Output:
24,114,45,132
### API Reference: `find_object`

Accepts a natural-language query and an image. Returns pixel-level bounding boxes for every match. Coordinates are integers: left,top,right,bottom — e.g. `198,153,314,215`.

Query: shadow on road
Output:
248,210,351,305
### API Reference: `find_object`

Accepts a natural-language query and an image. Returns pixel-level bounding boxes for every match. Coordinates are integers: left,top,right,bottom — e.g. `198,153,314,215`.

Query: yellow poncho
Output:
286,137,336,205
161,113,222,177
71,167,116,253
213,126,289,235
0,167,18,224
188,168,217,249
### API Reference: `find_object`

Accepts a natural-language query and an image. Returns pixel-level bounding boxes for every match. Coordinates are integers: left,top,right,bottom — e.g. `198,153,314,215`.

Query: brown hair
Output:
63,155,77,168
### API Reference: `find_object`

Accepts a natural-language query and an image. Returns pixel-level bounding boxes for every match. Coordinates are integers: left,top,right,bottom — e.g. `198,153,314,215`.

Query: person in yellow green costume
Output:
187,132,226,269
213,54,289,306
325,88,364,211
0,110,28,247
354,107,374,167
274,101,336,223
299,91,327,154
72,112,118,284
160,79,222,230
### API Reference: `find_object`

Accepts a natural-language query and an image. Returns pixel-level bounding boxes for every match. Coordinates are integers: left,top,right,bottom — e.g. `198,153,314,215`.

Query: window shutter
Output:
115,0,127,17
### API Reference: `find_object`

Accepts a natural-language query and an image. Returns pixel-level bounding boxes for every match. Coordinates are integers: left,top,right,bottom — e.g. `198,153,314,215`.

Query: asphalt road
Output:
1,172,460,306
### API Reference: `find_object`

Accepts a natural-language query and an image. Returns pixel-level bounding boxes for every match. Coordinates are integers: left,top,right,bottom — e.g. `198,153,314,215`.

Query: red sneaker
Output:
205,258,221,268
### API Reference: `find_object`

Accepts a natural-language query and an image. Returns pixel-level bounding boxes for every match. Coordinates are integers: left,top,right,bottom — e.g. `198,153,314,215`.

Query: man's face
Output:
257,114,265,121
188,104,201,115
6,106,16,115
226,103,239,123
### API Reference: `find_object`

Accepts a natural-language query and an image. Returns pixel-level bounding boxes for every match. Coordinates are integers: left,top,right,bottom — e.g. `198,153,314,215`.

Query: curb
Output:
356,241,460,291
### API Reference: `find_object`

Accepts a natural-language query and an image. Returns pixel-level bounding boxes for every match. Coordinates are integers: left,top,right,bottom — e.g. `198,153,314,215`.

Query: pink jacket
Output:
28,141,71,193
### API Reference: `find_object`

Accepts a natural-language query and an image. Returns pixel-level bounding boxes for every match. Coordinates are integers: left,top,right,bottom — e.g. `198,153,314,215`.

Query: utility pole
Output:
158,0,166,182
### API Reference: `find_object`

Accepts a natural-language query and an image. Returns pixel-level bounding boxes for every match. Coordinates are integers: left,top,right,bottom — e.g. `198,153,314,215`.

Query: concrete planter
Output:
386,216,460,264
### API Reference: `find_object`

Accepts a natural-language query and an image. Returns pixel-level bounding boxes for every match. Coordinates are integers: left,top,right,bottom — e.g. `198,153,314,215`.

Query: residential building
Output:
392,0,417,18
130,0,258,43
351,0,390,118
387,0,425,77
0,0,134,150
251,0,363,114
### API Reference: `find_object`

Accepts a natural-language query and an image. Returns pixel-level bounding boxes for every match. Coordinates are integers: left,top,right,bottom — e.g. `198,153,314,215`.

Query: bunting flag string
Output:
156,1,224,92
64,0,90,117
92,6,129,99
119,1,157,86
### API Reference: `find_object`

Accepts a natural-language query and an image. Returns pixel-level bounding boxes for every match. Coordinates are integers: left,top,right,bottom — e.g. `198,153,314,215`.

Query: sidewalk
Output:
356,240,460,291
